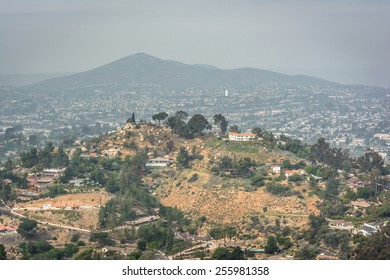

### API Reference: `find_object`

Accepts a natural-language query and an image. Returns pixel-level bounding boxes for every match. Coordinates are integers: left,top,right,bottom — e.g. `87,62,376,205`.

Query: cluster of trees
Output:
354,224,390,259
302,214,351,258
0,160,27,201
251,127,276,144
354,149,386,174
167,111,211,138
281,159,306,170
210,156,256,177
212,246,244,260
277,134,309,157
265,182,295,197
208,225,237,241
176,146,204,169
20,142,69,168
98,189,156,228
310,138,349,170
17,218,38,237
137,222,175,252
151,110,229,139
19,239,82,260
264,235,292,254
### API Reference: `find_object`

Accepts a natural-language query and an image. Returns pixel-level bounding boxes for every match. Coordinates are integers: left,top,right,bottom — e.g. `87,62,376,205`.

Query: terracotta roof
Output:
228,132,256,137
0,225,17,231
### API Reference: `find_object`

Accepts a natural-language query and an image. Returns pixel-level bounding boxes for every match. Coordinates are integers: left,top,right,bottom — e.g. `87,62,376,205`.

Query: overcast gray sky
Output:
1,0,389,87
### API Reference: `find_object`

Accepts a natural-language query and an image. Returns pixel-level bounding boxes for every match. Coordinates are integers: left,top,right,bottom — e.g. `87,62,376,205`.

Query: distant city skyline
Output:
1,0,389,87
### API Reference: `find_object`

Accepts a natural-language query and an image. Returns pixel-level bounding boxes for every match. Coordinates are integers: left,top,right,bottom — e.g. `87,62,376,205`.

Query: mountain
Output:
0,73,74,87
28,53,336,91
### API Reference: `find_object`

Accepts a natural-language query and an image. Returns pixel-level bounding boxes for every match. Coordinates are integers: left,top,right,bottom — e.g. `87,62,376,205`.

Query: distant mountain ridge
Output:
28,52,337,91
0,73,74,87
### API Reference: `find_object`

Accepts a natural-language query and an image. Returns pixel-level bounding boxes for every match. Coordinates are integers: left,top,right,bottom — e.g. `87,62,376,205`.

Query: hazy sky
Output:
1,0,389,87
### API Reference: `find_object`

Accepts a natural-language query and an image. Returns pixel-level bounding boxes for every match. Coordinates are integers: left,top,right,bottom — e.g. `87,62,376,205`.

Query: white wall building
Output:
228,132,257,141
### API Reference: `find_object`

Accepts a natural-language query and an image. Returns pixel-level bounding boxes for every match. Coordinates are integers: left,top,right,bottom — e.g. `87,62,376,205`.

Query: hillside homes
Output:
228,132,257,141
145,157,173,168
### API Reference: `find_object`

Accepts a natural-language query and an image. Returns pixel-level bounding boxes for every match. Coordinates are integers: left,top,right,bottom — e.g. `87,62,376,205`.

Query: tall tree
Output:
152,112,168,126
176,147,190,168
213,114,229,135
131,112,136,123
126,112,136,124
264,236,278,254
187,114,209,136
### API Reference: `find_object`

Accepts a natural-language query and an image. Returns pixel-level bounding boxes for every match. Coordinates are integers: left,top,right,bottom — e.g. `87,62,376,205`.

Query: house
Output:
359,222,381,236
284,169,306,178
69,178,84,187
328,219,354,231
271,165,282,174
228,132,257,141
350,200,371,209
0,225,17,233
41,168,66,178
347,177,369,190
145,157,172,168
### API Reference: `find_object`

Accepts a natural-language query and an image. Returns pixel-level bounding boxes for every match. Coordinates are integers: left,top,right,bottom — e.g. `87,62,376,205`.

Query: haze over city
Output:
1,0,389,87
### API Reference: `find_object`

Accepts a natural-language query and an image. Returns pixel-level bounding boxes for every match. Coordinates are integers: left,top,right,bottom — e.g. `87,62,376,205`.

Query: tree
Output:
0,244,7,260
188,114,209,136
264,236,278,254
229,124,240,133
126,112,136,124
90,232,115,246
209,226,224,240
175,110,189,120
294,245,317,259
252,127,263,137
166,116,179,134
225,226,237,241
152,112,168,126
166,140,175,152
18,218,38,237
355,224,390,259
356,187,375,199
231,246,245,260
213,114,228,135
212,247,231,260
176,147,190,168
137,240,147,251
130,112,136,123
357,149,385,174
20,147,39,167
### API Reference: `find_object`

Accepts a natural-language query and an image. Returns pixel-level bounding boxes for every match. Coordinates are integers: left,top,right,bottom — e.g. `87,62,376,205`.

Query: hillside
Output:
28,53,335,91
2,118,389,260
87,122,321,242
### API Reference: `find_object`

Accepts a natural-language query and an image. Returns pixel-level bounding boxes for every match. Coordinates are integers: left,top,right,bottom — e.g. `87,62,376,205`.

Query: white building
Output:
359,222,381,236
145,157,172,168
41,168,66,178
228,132,257,141
271,165,282,174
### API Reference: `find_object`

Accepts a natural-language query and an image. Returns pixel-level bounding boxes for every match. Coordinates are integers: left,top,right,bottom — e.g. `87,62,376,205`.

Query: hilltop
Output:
28,53,335,91
82,121,321,242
